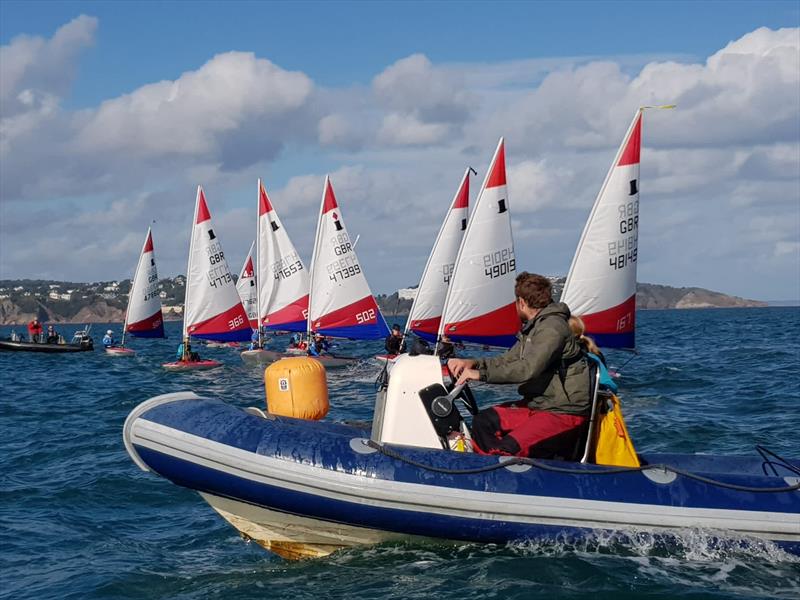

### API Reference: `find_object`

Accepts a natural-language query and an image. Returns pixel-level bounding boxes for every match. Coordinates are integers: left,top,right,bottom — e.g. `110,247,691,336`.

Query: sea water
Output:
1,308,798,599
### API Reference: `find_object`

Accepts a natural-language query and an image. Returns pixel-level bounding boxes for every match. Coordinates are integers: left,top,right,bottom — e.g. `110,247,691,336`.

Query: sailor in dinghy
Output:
303,176,389,367
107,227,165,356
163,186,251,371
241,180,312,366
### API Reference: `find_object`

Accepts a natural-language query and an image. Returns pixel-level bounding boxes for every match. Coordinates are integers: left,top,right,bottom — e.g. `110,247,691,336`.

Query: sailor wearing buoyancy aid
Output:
448,272,591,458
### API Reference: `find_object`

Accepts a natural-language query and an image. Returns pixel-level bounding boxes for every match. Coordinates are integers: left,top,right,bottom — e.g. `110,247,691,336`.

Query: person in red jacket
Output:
27,318,43,343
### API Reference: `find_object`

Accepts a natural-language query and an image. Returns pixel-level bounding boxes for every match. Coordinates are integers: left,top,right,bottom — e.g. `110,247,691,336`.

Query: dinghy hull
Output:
106,347,136,356
161,360,222,371
124,393,800,559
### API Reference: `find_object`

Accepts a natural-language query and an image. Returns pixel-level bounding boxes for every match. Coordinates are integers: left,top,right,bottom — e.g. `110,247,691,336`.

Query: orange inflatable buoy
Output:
264,357,329,420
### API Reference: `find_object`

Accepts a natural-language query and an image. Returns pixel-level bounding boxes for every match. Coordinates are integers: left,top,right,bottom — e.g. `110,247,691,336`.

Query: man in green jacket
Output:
448,272,591,457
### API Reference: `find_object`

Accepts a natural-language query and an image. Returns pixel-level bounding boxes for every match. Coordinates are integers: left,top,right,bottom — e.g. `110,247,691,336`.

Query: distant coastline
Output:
0,276,772,325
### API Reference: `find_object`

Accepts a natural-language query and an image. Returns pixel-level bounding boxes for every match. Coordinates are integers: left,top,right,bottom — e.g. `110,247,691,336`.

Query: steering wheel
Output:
444,364,480,415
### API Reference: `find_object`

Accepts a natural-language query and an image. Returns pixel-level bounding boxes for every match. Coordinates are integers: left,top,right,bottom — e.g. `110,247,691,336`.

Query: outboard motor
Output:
371,354,477,450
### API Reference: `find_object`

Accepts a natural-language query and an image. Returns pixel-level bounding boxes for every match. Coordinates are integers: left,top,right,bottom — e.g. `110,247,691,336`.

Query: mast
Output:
306,176,328,340
182,186,202,354
255,180,263,348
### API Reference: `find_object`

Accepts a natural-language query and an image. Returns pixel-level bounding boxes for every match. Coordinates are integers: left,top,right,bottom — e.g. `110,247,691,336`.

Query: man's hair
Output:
514,272,552,308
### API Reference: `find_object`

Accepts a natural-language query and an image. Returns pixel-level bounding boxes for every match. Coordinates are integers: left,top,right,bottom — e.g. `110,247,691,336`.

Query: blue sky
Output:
3,1,797,105
1,1,799,300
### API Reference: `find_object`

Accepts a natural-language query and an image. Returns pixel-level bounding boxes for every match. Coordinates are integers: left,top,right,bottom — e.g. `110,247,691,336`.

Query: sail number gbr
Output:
483,247,516,279
206,242,233,288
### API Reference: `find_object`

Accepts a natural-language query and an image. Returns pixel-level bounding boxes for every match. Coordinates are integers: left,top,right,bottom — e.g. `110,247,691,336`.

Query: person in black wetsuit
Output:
384,324,405,355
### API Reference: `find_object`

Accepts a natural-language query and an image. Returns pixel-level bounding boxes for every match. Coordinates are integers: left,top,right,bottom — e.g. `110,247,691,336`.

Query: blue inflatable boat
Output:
123,355,800,560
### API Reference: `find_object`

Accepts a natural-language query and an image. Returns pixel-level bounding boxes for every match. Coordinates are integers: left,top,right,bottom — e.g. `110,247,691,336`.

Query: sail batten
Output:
561,110,643,349
307,176,389,340
440,139,519,348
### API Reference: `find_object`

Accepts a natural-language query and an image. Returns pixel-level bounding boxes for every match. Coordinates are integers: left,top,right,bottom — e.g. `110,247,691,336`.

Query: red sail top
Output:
618,114,642,167
242,256,254,278
258,180,274,216
323,176,339,213
143,230,154,253
454,170,470,209
486,139,507,188
196,187,211,224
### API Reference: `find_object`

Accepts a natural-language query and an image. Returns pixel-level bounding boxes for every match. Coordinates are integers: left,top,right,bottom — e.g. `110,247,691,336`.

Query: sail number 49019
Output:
483,248,516,280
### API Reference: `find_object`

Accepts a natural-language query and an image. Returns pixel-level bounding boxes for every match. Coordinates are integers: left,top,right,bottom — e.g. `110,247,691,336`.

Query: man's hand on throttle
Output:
447,358,476,377
456,367,480,386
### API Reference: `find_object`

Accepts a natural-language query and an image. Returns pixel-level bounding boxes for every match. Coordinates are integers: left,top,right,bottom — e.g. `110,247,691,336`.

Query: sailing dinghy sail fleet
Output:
123,108,667,365
106,227,165,356
163,186,251,370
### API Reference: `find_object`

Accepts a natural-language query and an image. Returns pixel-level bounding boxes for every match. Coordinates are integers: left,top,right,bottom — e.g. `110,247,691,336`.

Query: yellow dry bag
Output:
595,394,640,467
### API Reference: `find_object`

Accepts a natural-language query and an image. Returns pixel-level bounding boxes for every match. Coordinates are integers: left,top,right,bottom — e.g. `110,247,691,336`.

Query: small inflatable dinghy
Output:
124,355,800,560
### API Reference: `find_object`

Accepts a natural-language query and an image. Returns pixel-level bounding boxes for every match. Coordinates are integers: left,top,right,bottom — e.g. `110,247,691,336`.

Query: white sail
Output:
257,179,309,332
125,227,164,338
236,241,258,329
405,168,472,342
184,186,251,342
307,176,388,339
561,110,643,349
439,138,519,347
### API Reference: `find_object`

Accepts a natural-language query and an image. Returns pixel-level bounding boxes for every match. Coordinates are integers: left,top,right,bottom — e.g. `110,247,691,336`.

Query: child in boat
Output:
308,334,330,356
176,341,201,362
384,325,405,355
102,330,115,348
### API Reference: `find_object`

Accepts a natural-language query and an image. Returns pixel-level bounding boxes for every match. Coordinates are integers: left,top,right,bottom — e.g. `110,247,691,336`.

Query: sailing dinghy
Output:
236,241,259,330
241,180,311,366
376,168,472,364
439,138,519,348
560,110,643,349
107,227,165,356
406,168,472,343
163,186,251,370
561,106,673,349
303,176,389,367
